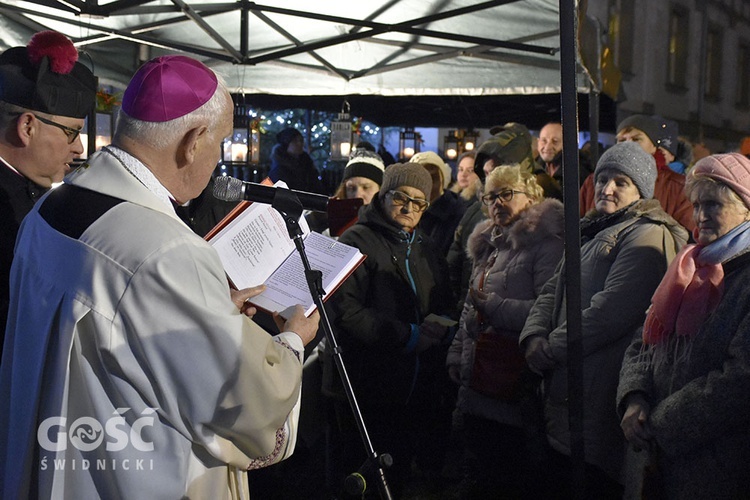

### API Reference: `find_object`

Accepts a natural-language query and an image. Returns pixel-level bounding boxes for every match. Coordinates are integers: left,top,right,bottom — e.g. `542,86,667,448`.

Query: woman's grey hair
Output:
114,74,231,149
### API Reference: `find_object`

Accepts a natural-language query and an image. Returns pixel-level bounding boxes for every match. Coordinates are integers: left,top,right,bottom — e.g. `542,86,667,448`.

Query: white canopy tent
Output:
1,1,601,490
0,0,610,126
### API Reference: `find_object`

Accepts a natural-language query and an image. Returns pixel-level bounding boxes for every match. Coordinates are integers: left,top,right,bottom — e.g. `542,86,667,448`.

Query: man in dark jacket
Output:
534,121,564,200
533,121,594,200
268,127,325,194
0,31,96,354
173,176,240,237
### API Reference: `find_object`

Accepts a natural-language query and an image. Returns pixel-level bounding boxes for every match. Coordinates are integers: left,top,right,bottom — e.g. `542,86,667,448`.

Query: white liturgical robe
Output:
0,149,304,499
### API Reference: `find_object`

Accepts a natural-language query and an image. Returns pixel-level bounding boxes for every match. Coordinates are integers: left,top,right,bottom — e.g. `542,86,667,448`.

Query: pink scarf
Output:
642,244,724,344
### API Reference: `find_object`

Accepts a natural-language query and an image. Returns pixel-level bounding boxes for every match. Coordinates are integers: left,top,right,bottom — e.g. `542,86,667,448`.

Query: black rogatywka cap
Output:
0,31,97,118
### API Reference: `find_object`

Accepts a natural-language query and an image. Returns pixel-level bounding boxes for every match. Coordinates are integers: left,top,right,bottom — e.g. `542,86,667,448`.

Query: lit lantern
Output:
231,142,248,162
228,95,261,166
463,129,480,152
249,122,260,163
443,130,460,160
330,101,353,161
399,127,419,160
80,112,113,159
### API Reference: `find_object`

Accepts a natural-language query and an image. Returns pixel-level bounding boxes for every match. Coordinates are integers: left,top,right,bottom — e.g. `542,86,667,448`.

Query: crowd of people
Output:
1,30,749,500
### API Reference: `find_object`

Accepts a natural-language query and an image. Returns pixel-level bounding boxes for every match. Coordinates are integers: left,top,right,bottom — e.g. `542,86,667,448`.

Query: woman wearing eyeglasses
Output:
445,164,564,497
324,162,456,496
519,142,688,498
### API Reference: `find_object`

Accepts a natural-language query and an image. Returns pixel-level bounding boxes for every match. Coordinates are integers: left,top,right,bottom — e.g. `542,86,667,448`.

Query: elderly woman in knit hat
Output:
579,115,695,232
617,153,750,499
520,141,688,498
325,162,456,496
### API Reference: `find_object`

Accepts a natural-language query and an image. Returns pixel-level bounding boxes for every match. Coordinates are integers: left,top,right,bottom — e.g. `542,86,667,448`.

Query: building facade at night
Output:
589,0,750,153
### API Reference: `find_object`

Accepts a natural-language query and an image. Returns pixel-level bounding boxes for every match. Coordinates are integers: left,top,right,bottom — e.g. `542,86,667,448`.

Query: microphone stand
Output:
271,188,393,500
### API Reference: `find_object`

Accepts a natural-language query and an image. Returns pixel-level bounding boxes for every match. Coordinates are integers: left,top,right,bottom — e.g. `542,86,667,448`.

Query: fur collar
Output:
466,198,564,261
452,177,481,202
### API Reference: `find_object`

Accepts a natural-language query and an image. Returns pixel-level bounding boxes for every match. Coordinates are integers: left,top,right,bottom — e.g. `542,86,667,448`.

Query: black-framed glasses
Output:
481,189,526,206
33,114,82,144
387,190,430,212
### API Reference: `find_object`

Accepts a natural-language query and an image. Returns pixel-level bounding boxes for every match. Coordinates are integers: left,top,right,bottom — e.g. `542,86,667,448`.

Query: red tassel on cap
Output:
27,31,78,74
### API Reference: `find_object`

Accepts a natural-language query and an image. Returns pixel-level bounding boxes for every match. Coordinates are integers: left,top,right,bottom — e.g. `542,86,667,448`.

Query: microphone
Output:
213,175,330,213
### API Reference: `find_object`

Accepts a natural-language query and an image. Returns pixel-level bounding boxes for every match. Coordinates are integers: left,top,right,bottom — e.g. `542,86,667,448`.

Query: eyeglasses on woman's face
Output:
481,189,526,206
387,190,430,212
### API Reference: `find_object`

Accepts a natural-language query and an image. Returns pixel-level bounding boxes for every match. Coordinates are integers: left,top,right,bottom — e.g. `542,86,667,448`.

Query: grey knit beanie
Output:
594,142,657,199
379,162,433,201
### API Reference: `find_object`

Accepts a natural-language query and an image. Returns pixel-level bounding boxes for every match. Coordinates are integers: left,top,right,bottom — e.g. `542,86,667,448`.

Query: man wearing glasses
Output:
0,31,96,355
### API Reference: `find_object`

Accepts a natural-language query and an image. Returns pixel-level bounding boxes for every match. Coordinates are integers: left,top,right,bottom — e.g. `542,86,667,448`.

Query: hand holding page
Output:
254,232,364,318
206,187,365,317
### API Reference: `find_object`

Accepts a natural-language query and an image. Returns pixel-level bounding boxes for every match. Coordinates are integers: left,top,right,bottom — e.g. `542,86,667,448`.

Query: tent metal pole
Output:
240,4,248,58
559,0,585,496
589,89,600,167
696,2,709,143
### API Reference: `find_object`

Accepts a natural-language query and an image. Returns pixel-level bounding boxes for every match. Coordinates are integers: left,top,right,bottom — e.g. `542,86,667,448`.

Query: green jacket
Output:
519,199,688,481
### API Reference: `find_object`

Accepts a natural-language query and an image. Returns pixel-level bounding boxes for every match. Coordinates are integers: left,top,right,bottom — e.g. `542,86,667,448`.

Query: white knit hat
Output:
409,151,452,189
343,149,386,185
